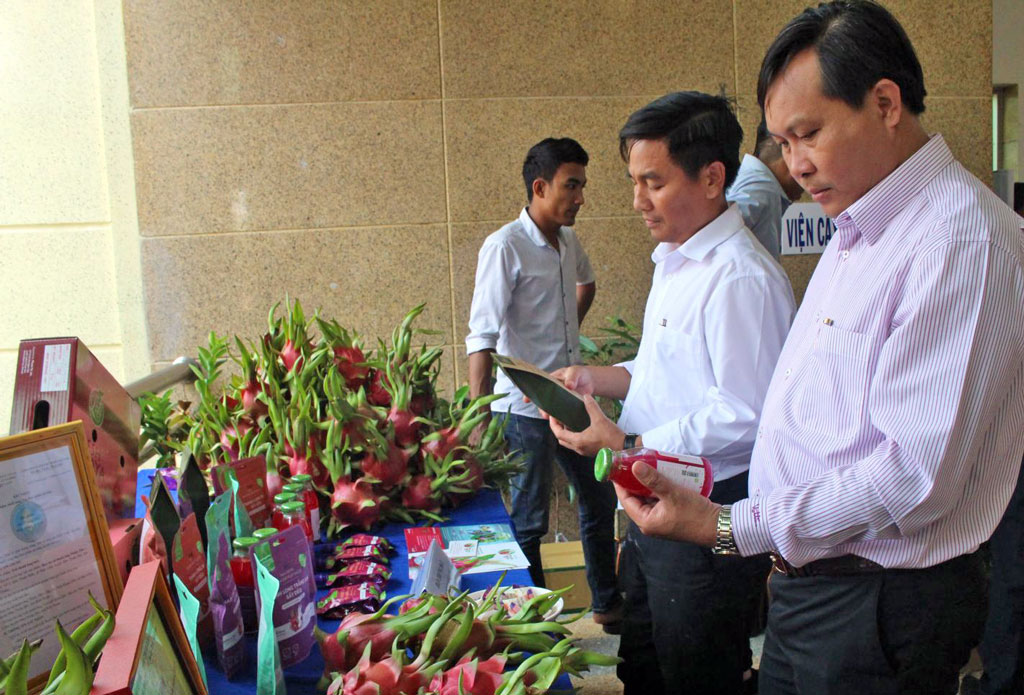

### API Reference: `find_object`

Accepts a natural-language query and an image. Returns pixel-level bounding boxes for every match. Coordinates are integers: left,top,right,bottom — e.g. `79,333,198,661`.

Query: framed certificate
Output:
91,561,208,695
0,421,124,694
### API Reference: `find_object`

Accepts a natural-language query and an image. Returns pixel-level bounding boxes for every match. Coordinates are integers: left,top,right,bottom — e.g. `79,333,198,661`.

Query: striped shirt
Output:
733,134,1024,569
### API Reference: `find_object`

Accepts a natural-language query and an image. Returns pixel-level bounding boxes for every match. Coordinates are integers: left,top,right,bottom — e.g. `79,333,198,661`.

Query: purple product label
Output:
252,525,316,669
210,532,246,678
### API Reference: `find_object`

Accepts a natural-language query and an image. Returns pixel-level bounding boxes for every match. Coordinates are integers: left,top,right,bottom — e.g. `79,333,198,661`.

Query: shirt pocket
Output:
792,325,875,443
648,324,705,409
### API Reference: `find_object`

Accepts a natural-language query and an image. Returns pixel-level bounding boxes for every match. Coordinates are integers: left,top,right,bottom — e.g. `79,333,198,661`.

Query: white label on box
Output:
40,344,71,392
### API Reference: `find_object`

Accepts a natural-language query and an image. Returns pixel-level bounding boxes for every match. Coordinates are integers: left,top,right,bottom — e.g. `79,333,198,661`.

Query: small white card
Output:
447,540,478,557
411,540,461,596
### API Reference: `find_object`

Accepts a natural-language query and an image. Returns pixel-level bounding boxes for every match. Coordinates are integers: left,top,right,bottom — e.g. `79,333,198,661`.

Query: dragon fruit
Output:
330,477,382,530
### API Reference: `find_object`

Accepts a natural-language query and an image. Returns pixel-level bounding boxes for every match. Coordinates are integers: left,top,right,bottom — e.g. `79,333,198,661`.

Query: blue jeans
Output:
500,413,619,613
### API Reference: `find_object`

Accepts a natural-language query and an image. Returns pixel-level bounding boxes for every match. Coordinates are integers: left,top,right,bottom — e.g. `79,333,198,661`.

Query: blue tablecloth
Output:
135,471,552,693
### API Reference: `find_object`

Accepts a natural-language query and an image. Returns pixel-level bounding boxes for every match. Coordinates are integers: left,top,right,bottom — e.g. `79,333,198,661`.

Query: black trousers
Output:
980,456,1024,695
618,471,772,695
760,551,986,695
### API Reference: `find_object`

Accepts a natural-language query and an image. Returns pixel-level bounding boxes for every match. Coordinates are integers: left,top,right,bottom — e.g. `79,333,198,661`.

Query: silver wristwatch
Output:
712,504,739,555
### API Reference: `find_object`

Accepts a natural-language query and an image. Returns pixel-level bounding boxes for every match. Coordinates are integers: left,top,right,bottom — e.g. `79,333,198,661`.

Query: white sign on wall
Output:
781,202,836,255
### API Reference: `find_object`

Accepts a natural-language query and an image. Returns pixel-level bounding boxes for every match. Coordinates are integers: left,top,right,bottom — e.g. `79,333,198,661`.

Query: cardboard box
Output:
9,338,141,520
540,540,592,612
108,517,143,585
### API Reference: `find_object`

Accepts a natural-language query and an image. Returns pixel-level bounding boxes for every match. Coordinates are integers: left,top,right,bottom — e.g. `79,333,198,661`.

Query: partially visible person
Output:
979,455,1024,694
726,116,805,259
614,3,1024,694
548,92,795,693
464,137,620,630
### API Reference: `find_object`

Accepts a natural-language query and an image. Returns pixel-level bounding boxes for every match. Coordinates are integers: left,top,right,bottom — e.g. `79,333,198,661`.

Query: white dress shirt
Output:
734,135,1024,569
617,203,795,482
726,154,791,260
466,207,595,418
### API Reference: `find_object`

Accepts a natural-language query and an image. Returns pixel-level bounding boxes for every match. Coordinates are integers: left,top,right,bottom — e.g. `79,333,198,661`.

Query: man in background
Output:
465,137,621,631
727,117,805,259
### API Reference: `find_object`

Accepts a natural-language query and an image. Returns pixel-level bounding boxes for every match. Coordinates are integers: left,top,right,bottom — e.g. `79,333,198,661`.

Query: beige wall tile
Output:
0,227,122,347
141,225,452,362
779,255,820,308
0,0,109,224
132,101,446,237
451,217,652,347
441,0,734,98
125,1,440,107
734,0,990,100
445,97,651,223
922,98,993,186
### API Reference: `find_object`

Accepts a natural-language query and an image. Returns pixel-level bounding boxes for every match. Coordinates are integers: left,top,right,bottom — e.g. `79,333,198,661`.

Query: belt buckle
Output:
770,553,789,575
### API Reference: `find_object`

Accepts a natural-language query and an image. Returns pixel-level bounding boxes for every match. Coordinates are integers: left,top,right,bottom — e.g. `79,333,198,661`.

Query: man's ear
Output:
704,161,727,199
871,78,904,130
532,177,548,201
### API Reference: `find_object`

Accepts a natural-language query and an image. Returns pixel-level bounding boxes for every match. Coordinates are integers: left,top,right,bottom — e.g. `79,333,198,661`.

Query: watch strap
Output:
622,433,638,450
712,504,739,555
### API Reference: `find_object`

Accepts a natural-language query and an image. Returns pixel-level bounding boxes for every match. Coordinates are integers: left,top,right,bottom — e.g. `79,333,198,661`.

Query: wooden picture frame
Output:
91,561,208,695
0,420,124,694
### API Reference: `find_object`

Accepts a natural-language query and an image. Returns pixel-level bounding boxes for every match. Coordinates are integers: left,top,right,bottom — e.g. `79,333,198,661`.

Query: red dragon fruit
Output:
429,655,509,695
330,477,382,530
327,649,432,695
334,345,369,390
367,369,391,407
401,475,442,514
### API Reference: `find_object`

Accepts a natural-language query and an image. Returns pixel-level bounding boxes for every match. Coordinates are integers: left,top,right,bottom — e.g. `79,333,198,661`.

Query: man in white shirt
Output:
727,117,805,259
549,94,795,693
465,138,620,629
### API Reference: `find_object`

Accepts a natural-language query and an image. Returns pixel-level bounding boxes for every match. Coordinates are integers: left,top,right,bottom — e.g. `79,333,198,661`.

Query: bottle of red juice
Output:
595,447,714,498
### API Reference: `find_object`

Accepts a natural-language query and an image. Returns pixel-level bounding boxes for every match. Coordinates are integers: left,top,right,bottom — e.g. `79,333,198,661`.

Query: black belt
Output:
771,553,885,577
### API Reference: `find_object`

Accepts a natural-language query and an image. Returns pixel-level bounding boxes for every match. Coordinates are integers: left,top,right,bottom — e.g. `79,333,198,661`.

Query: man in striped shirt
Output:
616,2,1024,693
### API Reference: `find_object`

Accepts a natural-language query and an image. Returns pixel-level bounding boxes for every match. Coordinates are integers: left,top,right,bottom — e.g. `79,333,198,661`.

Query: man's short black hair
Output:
618,91,743,189
522,138,589,202
754,116,783,163
757,0,926,115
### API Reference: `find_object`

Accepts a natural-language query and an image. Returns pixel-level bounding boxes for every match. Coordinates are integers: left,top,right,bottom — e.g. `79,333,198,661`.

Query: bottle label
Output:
659,460,707,492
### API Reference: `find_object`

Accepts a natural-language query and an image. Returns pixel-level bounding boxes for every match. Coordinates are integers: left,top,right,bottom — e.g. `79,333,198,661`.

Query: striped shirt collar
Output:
835,133,953,246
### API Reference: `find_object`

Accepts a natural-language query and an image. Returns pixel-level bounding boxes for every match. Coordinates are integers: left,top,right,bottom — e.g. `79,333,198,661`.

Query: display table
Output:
135,471,554,693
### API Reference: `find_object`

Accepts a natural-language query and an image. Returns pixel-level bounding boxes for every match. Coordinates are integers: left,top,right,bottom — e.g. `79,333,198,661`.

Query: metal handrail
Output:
124,356,199,399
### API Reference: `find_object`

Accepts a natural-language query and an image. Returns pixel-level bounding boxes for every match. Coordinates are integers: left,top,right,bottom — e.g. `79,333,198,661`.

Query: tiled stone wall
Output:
120,1,992,536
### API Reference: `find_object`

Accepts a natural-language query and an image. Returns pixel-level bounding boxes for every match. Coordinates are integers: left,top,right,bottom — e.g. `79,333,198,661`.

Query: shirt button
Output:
785,368,792,377
842,250,850,259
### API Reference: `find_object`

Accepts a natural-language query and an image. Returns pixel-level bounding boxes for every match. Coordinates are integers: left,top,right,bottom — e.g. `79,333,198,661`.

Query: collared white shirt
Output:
618,204,795,482
466,207,594,418
734,135,1024,569
726,154,791,260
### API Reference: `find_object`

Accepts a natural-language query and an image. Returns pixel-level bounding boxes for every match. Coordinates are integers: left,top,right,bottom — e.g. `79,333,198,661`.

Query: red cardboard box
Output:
9,337,140,520
108,517,142,585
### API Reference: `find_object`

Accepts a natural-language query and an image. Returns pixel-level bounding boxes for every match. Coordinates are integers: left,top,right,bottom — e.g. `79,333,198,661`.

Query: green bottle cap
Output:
252,528,278,539
595,448,613,482
290,474,312,485
273,492,297,505
233,536,259,550
282,482,304,494
281,500,306,514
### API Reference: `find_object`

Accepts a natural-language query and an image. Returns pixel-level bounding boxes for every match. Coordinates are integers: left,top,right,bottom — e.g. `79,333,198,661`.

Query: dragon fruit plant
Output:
141,298,524,537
